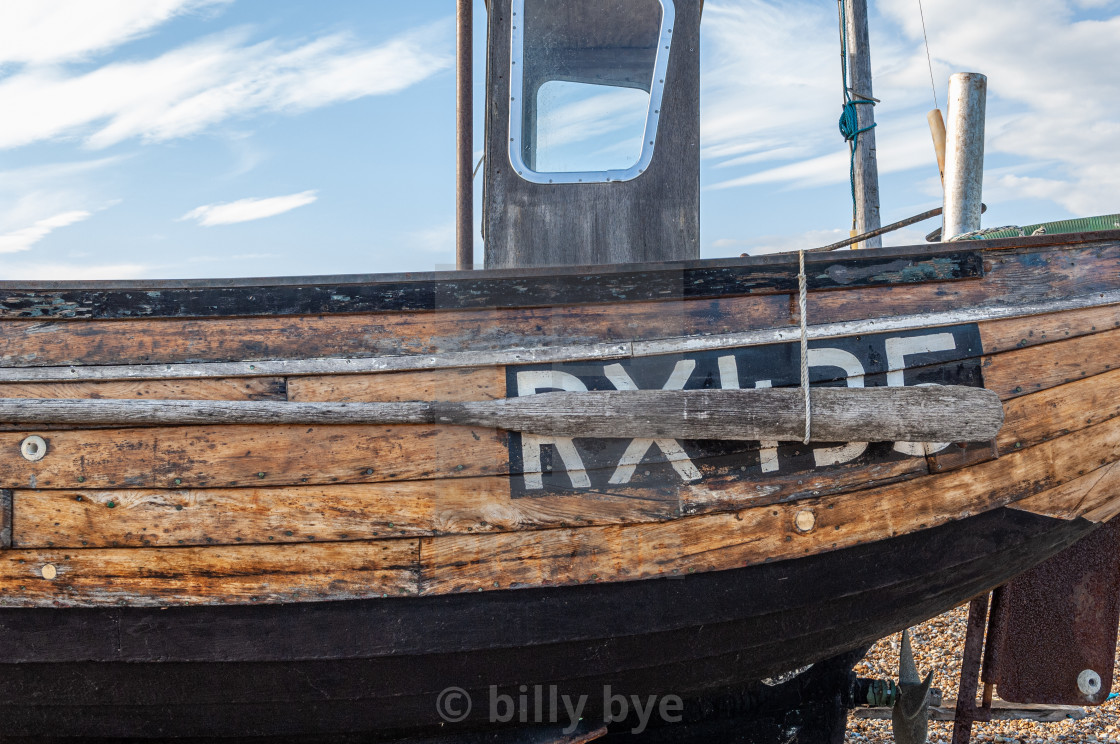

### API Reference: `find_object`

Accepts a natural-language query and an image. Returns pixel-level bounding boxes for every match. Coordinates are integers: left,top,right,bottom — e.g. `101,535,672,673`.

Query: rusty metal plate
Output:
988,519,1120,705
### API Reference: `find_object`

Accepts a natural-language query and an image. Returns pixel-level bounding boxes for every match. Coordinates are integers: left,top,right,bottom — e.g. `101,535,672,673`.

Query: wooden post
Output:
456,0,474,270
843,0,882,249
928,108,947,185
942,72,987,241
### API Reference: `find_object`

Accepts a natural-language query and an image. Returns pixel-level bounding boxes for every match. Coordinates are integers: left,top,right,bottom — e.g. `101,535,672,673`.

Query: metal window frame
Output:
508,0,676,185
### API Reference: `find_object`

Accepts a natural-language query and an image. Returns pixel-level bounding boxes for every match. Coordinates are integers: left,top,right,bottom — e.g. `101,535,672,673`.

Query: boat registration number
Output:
506,324,987,495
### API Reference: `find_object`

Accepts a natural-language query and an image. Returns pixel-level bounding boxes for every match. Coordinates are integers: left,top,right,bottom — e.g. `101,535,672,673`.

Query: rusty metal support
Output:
456,0,475,270
951,594,994,744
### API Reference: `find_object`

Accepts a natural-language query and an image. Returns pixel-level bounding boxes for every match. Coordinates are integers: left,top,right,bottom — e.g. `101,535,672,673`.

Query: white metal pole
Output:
942,73,987,241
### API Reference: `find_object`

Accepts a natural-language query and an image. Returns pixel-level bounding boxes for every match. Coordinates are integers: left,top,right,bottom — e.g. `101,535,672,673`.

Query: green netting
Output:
956,214,1120,241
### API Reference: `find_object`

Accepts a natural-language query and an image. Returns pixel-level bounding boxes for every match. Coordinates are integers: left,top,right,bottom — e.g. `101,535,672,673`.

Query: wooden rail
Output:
0,386,1003,443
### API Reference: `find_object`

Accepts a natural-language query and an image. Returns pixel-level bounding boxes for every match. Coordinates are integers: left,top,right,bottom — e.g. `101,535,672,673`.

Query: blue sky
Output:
0,0,1117,280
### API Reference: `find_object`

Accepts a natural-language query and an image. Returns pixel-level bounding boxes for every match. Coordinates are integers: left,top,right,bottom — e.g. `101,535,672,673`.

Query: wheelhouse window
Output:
509,0,674,184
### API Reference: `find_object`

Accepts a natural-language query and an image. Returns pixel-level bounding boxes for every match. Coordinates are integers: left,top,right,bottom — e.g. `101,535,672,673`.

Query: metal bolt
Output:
20,435,47,462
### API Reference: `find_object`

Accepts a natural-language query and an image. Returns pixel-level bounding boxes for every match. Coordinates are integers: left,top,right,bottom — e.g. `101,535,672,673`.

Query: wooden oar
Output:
0,386,1003,443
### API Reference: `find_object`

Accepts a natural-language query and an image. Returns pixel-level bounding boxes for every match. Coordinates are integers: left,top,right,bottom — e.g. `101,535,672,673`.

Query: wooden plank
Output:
287,368,504,402
0,240,1110,372
983,325,1120,399
0,539,419,607
420,416,1120,594
679,456,926,515
0,490,10,549
0,378,285,401
808,242,1120,327
980,301,1120,355
0,293,789,368
0,424,507,489
2,292,1117,385
0,386,1006,444
1011,460,1120,524
998,367,1120,453
12,478,676,548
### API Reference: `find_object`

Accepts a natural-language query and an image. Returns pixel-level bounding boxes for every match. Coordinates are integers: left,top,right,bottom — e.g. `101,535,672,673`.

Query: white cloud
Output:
0,210,92,254
180,190,318,226
0,1,229,65
702,0,1120,218
0,23,453,150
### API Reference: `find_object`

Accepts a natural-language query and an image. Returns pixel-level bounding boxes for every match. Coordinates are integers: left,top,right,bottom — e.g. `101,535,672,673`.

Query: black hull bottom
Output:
0,508,1093,738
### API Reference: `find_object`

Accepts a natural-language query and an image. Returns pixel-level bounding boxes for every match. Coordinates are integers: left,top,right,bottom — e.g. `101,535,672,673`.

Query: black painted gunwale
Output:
0,508,1093,737
0,238,1010,319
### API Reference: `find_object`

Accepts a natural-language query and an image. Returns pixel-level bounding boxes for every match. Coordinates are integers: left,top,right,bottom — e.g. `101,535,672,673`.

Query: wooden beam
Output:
456,0,474,270
0,386,1004,443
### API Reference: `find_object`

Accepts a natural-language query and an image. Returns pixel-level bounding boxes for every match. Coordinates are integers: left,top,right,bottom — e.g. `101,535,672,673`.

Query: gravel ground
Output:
846,603,1120,743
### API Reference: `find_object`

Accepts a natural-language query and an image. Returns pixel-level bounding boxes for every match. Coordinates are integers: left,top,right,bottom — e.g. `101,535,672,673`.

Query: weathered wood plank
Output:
419,416,1120,594
679,457,927,515
998,367,1120,454
0,424,507,489
0,490,10,549
1010,460,1120,524
0,293,788,368
0,539,420,607
0,242,1112,372
287,368,504,402
0,378,285,401
980,301,1120,355
983,326,1120,399
0,386,1005,443
807,242,1120,326
1,292,1117,384
12,478,676,548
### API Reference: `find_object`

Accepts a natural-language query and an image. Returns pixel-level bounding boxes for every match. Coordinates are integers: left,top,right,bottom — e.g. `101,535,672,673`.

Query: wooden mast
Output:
456,0,474,270
843,0,882,248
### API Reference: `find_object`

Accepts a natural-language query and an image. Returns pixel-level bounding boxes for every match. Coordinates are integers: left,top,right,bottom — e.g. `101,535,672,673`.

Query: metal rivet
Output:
1078,669,1102,696
20,435,47,462
794,510,817,533
41,564,57,580
257,472,266,479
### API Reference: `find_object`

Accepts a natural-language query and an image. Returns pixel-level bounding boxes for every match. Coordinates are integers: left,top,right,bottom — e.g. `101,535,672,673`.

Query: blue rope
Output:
837,1,876,229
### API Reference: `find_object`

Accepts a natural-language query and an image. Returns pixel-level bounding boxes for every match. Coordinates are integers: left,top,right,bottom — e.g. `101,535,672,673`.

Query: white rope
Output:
798,249,811,444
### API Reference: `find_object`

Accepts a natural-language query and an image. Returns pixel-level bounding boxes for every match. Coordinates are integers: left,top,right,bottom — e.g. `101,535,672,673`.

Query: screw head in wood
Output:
20,435,47,462
793,509,817,534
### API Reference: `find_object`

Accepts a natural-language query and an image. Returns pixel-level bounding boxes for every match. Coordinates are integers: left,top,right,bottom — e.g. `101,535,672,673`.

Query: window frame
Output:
507,0,676,185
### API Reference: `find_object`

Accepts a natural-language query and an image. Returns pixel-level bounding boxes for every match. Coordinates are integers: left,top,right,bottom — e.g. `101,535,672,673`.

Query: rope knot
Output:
838,100,875,142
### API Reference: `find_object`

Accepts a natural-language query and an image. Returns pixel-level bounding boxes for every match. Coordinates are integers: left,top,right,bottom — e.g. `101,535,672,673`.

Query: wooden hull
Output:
0,231,1118,736
0,508,1095,737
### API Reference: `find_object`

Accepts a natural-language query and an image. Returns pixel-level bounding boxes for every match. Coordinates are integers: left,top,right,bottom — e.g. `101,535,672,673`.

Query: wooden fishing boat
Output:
3,0,1118,740
1,228,1119,738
